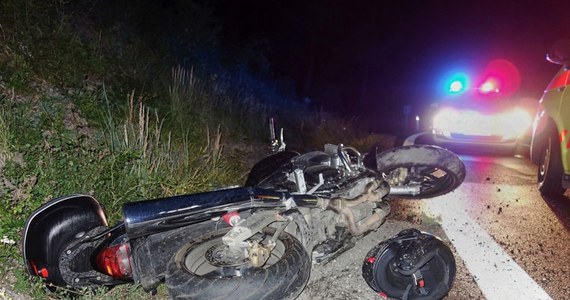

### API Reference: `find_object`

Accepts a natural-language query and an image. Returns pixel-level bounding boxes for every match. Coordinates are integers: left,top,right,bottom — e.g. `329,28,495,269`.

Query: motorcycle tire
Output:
537,125,565,197
376,145,465,199
165,227,310,300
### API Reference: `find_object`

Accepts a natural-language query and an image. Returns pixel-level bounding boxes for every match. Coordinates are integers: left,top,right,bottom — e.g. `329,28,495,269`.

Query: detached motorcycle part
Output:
22,195,108,287
165,227,310,300
376,145,465,199
362,228,456,300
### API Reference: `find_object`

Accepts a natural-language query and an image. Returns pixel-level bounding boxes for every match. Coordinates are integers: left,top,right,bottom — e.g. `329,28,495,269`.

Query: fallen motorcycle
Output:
22,124,465,299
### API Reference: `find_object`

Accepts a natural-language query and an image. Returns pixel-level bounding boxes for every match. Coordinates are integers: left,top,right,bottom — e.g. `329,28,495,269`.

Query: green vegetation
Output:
0,1,395,299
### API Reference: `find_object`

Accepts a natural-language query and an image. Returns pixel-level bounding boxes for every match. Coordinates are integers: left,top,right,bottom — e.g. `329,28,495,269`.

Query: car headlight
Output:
432,107,532,139
432,108,458,131
501,108,532,138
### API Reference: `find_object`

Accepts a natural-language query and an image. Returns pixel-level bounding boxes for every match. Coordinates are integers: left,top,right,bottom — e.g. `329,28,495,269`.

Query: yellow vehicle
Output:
530,40,570,196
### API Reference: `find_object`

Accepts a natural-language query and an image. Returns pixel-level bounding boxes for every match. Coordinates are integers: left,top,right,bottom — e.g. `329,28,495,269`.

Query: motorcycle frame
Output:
22,139,400,293
22,187,325,291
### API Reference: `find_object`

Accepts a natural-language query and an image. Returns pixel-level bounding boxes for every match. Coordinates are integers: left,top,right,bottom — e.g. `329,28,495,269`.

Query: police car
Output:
431,60,533,153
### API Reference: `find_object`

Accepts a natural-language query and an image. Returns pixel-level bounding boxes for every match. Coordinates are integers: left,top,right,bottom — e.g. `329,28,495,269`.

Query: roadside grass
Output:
0,2,262,298
0,2,398,299
0,81,246,299
0,1,108,94
0,95,11,163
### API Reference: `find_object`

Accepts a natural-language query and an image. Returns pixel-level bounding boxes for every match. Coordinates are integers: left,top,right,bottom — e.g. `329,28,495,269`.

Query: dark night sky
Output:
217,1,570,122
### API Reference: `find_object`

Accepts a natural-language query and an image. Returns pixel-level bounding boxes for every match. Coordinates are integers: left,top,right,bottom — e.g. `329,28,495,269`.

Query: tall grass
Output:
101,86,240,205
169,66,200,126
166,64,272,142
0,94,12,155
0,1,107,92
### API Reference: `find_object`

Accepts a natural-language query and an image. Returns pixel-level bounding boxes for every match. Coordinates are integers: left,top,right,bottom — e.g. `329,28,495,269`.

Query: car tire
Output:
537,126,565,197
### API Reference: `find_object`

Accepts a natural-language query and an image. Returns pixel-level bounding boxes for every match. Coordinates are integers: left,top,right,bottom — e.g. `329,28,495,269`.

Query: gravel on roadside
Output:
297,219,485,300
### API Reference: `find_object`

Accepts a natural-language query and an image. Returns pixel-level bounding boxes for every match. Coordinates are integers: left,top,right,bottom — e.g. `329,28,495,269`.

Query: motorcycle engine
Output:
289,150,379,198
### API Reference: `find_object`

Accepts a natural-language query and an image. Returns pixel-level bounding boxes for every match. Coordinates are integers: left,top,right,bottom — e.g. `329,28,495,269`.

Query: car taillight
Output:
96,243,132,278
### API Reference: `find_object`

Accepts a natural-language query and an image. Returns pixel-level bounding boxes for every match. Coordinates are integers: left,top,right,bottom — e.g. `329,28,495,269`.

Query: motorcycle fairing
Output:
244,150,300,186
22,194,108,284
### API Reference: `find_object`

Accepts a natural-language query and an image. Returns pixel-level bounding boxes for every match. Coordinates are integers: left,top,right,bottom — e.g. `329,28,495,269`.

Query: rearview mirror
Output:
547,39,570,65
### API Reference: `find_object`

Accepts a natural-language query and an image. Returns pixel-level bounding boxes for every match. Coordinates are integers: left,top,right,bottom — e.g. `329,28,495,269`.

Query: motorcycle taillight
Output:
96,243,132,279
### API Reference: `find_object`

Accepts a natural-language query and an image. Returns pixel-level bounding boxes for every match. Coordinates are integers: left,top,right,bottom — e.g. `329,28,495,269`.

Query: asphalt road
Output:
299,135,570,300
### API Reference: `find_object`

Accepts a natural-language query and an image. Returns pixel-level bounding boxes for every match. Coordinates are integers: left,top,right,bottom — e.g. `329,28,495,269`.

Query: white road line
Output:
424,184,552,300
402,132,428,146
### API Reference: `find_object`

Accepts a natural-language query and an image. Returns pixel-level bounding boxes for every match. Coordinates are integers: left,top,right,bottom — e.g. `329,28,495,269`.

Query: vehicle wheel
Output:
165,227,310,300
376,145,466,199
538,127,565,196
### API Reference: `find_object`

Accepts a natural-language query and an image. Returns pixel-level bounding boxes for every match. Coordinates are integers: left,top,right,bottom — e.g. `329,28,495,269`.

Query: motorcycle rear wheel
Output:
377,145,466,199
165,227,310,300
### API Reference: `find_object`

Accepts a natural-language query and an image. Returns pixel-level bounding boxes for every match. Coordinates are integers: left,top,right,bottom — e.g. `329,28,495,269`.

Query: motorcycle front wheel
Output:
165,227,310,300
377,145,466,199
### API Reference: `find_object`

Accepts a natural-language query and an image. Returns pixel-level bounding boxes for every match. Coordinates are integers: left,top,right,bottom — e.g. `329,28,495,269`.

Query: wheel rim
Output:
180,232,287,279
389,166,455,197
371,249,453,298
415,166,454,194
387,257,448,286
